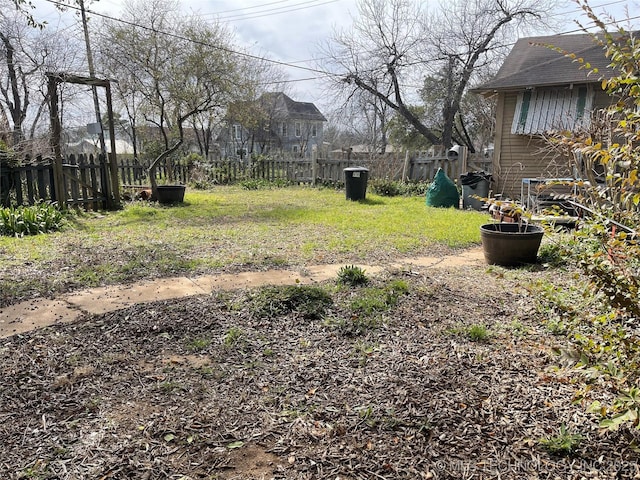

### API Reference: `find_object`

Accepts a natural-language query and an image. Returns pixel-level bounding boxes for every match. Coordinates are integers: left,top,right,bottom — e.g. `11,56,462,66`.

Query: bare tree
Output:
96,0,242,195
0,8,80,152
222,56,290,159
320,0,558,150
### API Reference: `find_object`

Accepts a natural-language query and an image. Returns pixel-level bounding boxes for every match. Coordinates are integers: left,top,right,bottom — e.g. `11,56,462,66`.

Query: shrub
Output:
370,179,402,197
370,179,429,197
0,202,65,237
543,9,640,432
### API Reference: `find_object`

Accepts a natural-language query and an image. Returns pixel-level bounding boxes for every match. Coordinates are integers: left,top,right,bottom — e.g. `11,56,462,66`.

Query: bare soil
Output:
1,263,639,479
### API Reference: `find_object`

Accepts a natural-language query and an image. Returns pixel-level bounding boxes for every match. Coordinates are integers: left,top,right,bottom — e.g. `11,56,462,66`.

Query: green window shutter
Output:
518,90,532,132
576,86,588,120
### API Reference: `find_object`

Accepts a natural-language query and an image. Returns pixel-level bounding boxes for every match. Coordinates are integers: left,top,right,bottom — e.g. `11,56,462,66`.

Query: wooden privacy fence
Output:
193,153,492,185
0,155,188,208
1,151,493,208
1,154,109,209
119,157,189,186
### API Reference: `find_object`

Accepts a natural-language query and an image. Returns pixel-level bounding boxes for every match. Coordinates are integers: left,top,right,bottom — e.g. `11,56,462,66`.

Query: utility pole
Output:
78,0,106,157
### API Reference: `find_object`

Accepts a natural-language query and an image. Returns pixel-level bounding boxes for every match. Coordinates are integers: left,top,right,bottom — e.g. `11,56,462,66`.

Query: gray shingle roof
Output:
474,33,620,93
263,92,327,121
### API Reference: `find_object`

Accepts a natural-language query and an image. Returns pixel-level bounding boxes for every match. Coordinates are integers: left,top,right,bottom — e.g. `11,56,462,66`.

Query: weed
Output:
326,314,383,336
467,324,490,342
19,461,49,479
539,424,582,455
249,285,333,320
337,265,369,287
350,281,409,315
538,242,568,266
159,381,183,393
223,326,245,348
506,320,528,337
387,279,410,296
353,341,380,365
197,365,215,376
545,317,568,336
185,336,211,352
350,288,389,315
356,405,378,427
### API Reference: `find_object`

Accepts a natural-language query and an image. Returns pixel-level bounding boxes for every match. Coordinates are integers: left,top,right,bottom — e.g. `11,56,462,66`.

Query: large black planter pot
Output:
156,185,186,204
480,223,544,266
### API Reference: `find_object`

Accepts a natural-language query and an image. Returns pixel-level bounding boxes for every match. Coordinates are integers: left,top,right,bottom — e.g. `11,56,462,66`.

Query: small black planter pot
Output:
480,223,544,266
156,185,186,204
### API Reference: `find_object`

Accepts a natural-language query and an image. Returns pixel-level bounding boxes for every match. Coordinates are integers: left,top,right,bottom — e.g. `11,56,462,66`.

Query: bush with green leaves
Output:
0,202,65,237
370,179,429,197
543,5,640,432
240,178,292,190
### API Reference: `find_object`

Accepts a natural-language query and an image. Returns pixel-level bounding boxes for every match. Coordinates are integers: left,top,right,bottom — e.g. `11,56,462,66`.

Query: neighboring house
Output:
65,138,135,156
473,33,620,199
224,92,326,159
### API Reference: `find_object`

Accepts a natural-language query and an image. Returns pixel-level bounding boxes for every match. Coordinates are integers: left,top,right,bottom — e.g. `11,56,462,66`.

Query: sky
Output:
28,0,640,116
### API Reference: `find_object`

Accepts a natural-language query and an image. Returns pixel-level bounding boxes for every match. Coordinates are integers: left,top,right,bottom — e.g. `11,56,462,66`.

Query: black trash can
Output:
344,167,369,201
460,171,491,210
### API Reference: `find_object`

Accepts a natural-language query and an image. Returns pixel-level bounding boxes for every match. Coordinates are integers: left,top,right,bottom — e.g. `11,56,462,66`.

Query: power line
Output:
203,0,341,23
43,0,339,78
41,0,640,89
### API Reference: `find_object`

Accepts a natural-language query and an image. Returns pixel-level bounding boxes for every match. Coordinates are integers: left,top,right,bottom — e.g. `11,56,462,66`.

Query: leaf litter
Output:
1,265,639,479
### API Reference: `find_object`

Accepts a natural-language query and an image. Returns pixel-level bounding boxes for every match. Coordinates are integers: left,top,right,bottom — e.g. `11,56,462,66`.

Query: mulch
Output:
1,265,639,479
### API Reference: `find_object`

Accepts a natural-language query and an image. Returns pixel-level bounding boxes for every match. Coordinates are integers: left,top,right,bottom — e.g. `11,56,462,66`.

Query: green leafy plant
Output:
539,7,640,432
467,324,490,342
185,336,211,352
370,179,430,197
353,341,380,366
589,387,640,431
337,265,369,287
539,424,582,455
223,326,245,348
0,202,65,236
350,280,409,316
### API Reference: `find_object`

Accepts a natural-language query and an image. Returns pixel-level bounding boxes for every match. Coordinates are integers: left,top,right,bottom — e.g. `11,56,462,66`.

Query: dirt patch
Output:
0,249,484,339
1,263,637,479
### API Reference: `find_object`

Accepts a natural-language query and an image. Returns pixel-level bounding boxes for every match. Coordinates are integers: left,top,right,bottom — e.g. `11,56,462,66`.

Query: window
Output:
311,124,317,137
512,86,593,135
295,122,301,137
233,124,242,140
282,123,287,136
292,145,299,154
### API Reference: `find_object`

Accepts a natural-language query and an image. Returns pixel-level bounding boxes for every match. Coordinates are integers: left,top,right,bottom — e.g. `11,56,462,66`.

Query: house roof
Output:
265,92,327,122
473,33,622,93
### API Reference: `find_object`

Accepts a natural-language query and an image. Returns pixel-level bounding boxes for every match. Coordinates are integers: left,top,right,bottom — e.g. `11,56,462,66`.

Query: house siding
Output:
493,89,614,199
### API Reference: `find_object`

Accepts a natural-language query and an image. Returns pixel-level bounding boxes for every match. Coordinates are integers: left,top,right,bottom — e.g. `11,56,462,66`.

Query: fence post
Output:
401,151,410,182
311,149,318,186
